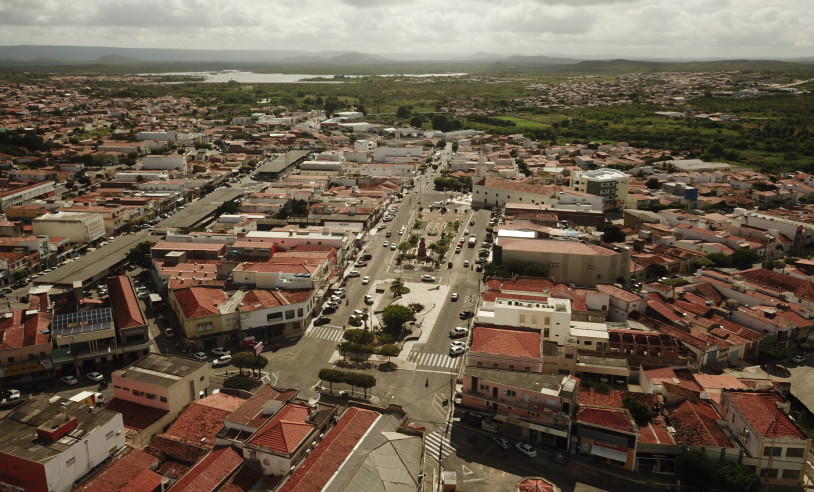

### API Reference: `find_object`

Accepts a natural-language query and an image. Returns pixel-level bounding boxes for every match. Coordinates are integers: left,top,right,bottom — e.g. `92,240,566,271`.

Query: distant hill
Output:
549,58,814,73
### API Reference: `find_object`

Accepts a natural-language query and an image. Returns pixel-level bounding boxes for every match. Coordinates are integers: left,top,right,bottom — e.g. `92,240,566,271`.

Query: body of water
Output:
141,70,467,83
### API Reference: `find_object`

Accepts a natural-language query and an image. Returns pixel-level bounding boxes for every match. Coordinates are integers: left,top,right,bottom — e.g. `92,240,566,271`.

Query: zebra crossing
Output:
407,351,462,370
305,325,345,342
425,430,456,462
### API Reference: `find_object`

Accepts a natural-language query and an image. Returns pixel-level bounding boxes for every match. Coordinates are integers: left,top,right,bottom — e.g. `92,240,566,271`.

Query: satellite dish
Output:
308,394,321,406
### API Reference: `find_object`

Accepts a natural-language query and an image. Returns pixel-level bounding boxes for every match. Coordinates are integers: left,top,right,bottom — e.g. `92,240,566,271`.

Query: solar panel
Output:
51,308,114,335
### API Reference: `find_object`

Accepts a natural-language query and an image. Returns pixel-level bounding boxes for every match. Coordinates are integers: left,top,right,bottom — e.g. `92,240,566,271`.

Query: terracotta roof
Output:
169,446,243,492
669,400,734,448
247,404,313,454
638,417,676,445
724,391,806,439
147,435,209,464
576,407,636,433
517,478,556,492
165,395,244,448
577,388,658,409
218,466,268,492
104,398,168,431
469,326,541,358
75,447,160,492
107,276,145,329
172,287,228,319
279,407,379,492
739,268,814,302
225,385,297,428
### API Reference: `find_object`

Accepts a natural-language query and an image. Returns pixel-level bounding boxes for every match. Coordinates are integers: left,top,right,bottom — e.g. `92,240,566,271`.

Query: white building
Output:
141,154,187,172
477,295,573,345
32,211,105,244
571,168,630,210
372,146,423,163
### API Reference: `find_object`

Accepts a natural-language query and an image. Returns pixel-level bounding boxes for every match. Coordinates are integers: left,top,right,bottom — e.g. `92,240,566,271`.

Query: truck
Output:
69,390,104,407
468,237,477,248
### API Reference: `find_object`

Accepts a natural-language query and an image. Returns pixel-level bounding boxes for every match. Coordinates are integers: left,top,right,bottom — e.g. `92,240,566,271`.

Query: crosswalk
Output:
425,430,456,462
305,325,345,342
407,351,462,370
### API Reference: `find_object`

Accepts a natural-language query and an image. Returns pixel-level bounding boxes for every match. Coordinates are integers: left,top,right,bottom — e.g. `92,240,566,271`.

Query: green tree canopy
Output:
318,368,344,393
731,248,759,269
602,224,626,243
231,352,256,376
622,397,652,425
125,241,155,269
381,304,413,336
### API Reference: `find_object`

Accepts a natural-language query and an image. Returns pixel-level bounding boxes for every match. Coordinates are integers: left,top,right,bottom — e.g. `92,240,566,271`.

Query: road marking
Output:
408,351,463,370
424,430,456,462
463,478,485,483
462,465,474,476
305,326,345,342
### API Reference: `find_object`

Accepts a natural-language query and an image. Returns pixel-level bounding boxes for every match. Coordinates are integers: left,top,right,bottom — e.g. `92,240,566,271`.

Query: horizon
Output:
0,1,812,60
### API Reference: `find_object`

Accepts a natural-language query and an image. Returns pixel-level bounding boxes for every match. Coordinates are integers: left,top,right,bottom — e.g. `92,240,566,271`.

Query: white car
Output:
451,292,459,301
193,352,207,361
421,275,436,282
450,341,466,349
364,294,374,305
347,270,361,278
362,276,371,285
86,372,104,382
383,241,389,247
61,375,78,385
449,345,466,356
449,326,469,338
391,243,397,250
515,442,537,458
211,347,231,356
212,355,232,367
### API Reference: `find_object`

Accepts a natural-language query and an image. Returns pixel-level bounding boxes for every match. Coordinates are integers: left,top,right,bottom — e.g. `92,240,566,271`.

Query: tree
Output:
355,373,376,398
396,106,411,119
408,303,425,314
706,251,733,268
12,269,30,282
676,448,717,491
378,344,400,362
716,463,761,492
602,224,626,243
622,397,652,425
410,116,423,128
343,329,374,345
731,248,759,269
381,304,413,336
646,263,668,280
318,368,344,393
231,352,256,376
253,355,268,378
645,177,661,190
125,241,155,269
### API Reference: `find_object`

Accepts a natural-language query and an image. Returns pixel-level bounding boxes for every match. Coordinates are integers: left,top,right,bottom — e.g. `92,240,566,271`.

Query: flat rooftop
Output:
113,353,205,387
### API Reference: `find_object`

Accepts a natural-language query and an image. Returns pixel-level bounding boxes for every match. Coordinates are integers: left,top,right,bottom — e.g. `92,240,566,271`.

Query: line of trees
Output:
336,329,400,362
317,368,377,398
230,352,270,377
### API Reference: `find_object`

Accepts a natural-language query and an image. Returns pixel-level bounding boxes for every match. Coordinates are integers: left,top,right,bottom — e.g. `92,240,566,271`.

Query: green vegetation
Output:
125,241,155,269
317,368,376,398
676,448,760,492
381,304,413,337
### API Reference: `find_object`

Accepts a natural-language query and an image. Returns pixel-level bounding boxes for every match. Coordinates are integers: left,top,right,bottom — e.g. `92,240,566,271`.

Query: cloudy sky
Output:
0,0,812,60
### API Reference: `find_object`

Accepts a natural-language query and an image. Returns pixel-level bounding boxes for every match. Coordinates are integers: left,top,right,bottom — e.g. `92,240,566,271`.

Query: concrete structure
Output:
32,211,105,245
477,296,573,346
141,154,186,172
0,182,56,211
494,238,630,287
0,394,126,492
571,168,630,210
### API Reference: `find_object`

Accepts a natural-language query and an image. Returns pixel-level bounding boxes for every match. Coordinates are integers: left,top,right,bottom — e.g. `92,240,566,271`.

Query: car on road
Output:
386,231,391,238
314,316,331,326
193,352,207,361
355,260,368,267
212,355,232,367
449,326,469,338
334,289,346,298
326,301,339,309
451,292,459,301
492,436,511,450
792,354,806,364
362,276,371,285
476,265,483,272
421,275,436,282
551,451,569,464
330,295,342,303
378,224,387,229
464,229,469,235
349,316,363,327
322,306,337,315
450,341,466,349
212,347,231,357
516,442,537,458
459,310,474,319
364,294,374,305
455,247,461,254
61,375,79,385
449,344,466,356
463,260,469,267
352,309,365,317
86,372,104,382
347,270,361,278
383,241,389,247
391,243,397,250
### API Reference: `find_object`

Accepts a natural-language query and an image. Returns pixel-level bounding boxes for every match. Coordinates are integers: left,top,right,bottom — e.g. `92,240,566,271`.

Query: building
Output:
141,154,187,172
0,394,126,492
32,211,105,245
571,168,630,210
0,311,53,390
494,238,630,287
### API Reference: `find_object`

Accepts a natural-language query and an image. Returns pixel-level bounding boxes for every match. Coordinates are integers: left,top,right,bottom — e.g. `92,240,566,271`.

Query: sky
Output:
0,0,812,60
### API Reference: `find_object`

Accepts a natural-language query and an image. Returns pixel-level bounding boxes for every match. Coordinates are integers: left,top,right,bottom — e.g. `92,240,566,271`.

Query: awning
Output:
590,443,628,462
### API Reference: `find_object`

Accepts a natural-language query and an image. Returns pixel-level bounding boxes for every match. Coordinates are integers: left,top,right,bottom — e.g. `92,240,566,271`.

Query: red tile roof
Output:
637,417,676,445
225,385,297,428
576,407,636,433
75,447,160,492
247,404,313,454
165,395,243,448
172,287,228,319
169,446,243,492
577,388,658,410
469,326,541,358
107,276,146,329
147,435,208,464
725,391,806,439
739,268,814,302
121,468,165,492
669,400,734,448
279,407,379,492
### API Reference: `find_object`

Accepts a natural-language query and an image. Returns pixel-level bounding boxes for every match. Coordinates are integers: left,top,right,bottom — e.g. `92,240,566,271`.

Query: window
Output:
477,361,483,367
505,389,516,398
106,431,114,440
196,322,213,333
7,356,13,364
297,308,304,317
764,446,782,457
160,396,168,403
479,384,489,391
525,366,531,371
146,393,156,400
550,263,559,268
786,447,805,458
492,363,499,368
584,341,593,346
587,265,594,271
781,469,800,480
66,457,75,466
285,309,295,319
267,312,283,323
509,364,515,370
760,468,778,478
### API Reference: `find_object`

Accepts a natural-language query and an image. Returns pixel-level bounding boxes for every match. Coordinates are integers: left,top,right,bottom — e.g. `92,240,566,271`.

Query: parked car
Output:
314,316,331,326
449,326,469,338
421,275,436,282
364,294,374,305
347,270,361,278
455,247,462,254
193,352,207,361
86,372,104,382
515,442,537,458
449,345,466,356
61,375,79,385
383,241,389,247
362,276,371,285
355,260,368,267
459,310,474,319
385,231,392,238
450,341,466,350
550,451,569,464
451,292,459,301
1,389,21,405
349,316,363,327
463,260,469,267
792,354,806,364
212,347,231,356
378,224,387,229
391,243,397,250
322,306,337,315
212,355,232,367
492,436,511,450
